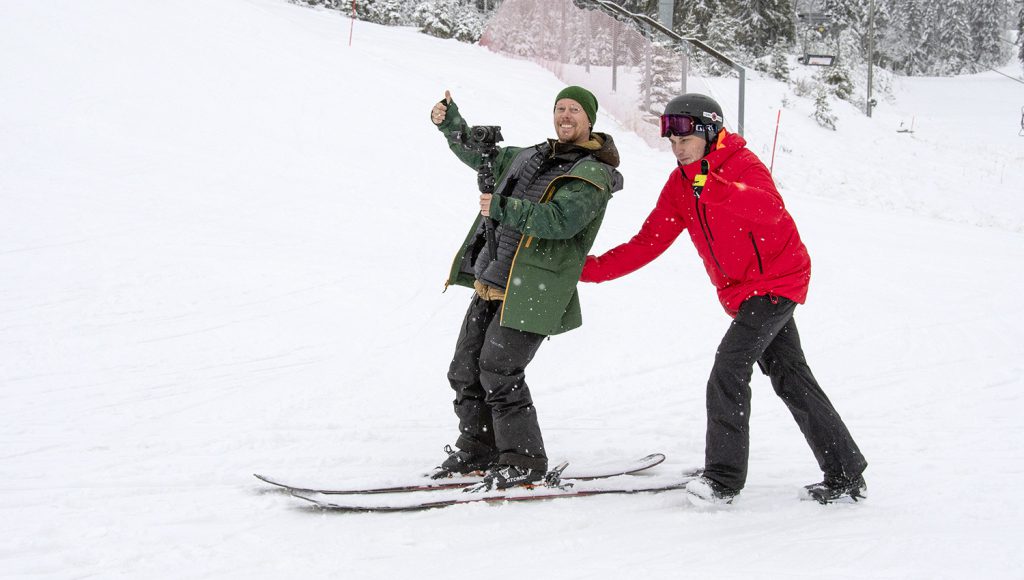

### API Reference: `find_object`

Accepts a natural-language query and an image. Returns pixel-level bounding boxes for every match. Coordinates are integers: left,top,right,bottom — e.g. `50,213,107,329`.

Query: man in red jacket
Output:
582,94,867,506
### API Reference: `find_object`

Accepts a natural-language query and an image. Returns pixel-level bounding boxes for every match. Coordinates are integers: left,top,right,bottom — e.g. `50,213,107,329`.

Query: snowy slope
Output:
1,0,1022,578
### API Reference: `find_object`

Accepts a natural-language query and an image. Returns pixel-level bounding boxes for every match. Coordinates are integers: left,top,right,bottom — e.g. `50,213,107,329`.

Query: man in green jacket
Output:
429,86,623,490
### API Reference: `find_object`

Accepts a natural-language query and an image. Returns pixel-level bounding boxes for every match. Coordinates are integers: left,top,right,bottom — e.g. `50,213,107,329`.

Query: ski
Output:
290,476,693,512
254,452,665,495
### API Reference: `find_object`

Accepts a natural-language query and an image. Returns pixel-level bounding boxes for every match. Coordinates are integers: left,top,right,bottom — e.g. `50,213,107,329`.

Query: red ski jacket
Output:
581,131,811,317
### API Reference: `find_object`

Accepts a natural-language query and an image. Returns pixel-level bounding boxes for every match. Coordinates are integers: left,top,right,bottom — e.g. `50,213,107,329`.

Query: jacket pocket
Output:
749,232,764,274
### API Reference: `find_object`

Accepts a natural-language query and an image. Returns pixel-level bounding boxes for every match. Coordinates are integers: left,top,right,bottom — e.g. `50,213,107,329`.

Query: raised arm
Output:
431,90,518,174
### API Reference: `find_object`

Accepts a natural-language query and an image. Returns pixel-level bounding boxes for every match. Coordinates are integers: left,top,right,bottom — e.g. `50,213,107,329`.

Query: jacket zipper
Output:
749,231,764,274
702,205,714,241
694,197,723,273
501,173,604,325
503,177,560,324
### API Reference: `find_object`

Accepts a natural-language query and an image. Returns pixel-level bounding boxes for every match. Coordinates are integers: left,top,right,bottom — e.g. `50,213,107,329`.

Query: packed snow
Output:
2,0,1023,578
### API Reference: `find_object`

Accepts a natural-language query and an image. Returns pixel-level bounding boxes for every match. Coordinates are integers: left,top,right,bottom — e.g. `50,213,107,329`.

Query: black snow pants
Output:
704,295,868,491
447,295,548,471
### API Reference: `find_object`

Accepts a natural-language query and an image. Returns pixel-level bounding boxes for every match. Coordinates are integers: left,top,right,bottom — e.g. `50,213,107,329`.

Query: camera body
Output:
451,125,504,193
451,125,503,153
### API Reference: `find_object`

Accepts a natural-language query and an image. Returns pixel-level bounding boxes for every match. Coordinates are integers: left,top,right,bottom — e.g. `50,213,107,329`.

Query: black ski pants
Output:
447,295,547,471
704,295,867,491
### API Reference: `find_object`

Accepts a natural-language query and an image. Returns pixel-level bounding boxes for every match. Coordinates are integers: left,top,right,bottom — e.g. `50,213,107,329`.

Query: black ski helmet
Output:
663,93,725,152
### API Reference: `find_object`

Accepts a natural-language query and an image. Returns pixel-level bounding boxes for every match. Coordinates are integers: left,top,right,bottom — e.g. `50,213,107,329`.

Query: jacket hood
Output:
680,129,746,177
548,132,621,168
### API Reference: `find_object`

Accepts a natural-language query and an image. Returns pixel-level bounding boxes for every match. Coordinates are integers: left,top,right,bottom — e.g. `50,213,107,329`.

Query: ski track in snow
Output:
1,0,1023,578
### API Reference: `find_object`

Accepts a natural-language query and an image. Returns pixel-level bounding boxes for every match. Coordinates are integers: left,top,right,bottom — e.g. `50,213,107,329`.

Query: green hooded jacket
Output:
437,100,623,336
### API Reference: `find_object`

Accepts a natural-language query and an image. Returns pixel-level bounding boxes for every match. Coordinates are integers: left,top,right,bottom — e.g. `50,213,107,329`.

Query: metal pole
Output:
612,23,618,92
643,29,652,113
657,0,684,94
658,0,673,29
738,67,745,135
866,0,875,117
349,0,356,46
585,9,592,74
681,44,688,94
560,1,567,64
770,109,781,173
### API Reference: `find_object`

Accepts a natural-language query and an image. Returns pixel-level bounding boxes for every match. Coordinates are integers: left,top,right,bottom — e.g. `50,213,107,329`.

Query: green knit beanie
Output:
554,86,598,127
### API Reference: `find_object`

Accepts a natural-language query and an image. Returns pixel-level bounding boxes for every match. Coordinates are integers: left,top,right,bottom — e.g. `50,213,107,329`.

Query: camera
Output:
448,125,504,260
451,125,504,194
469,125,502,147
452,125,503,154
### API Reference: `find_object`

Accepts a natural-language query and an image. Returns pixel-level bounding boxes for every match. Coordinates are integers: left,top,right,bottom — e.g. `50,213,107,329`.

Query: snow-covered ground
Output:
2,0,1023,578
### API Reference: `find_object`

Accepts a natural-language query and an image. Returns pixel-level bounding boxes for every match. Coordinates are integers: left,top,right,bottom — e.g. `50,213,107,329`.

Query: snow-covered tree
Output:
641,40,682,115
733,0,796,51
820,59,853,100
674,0,724,42
812,85,837,130
414,0,485,42
1019,4,1024,67
968,0,1009,69
478,0,539,57
814,0,1009,77
675,1,741,77
293,0,342,8
356,0,419,25
471,0,503,12
925,1,972,75
884,0,928,74
768,45,791,80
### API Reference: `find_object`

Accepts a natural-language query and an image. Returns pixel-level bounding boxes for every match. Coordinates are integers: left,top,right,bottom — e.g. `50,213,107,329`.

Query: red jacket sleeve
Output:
581,175,686,283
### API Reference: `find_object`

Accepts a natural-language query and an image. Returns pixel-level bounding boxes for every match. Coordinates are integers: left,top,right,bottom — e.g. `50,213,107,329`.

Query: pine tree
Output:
968,0,1003,69
676,1,740,76
674,0,720,41
882,0,913,73
768,45,790,80
1019,4,1024,67
356,0,418,25
734,0,796,52
620,0,657,18
295,0,342,8
928,0,972,74
481,0,540,57
821,60,853,100
820,0,895,68
812,84,837,130
414,0,485,42
641,40,682,115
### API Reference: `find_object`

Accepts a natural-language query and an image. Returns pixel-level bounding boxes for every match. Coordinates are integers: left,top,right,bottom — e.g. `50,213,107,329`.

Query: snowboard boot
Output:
685,475,740,506
429,445,497,480
466,464,545,492
801,474,867,504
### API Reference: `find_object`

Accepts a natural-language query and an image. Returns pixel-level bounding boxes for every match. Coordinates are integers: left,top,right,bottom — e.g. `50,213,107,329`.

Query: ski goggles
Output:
660,114,715,138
